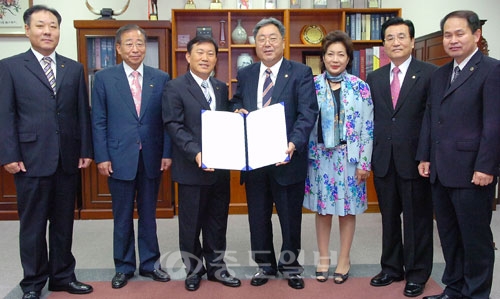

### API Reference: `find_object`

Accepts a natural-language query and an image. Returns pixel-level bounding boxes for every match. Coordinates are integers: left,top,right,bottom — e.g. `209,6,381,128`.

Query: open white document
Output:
201,102,289,171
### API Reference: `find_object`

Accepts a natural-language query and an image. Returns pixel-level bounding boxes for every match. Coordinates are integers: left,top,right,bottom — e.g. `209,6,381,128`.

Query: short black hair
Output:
440,10,481,34
23,5,62,26
115,24,147,44
381,17,415,42
186,35,219,56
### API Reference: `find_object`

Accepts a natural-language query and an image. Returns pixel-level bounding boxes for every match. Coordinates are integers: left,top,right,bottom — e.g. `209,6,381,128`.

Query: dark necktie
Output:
201,80,212,106
390,66,400,108
262,68,273,108
43,57,56,94
451,66,461,83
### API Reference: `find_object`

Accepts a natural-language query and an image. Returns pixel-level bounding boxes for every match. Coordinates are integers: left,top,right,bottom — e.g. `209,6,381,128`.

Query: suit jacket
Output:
0,50,93,176
367,58,437,179
163,72,230,185
230,59,318,185
92,63,171,181
416,51,500,187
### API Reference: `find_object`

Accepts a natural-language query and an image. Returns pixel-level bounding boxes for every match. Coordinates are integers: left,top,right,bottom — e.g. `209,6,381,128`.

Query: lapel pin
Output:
412,75,416,79
469,66,474,72
285,74,289,78
61,64,65,68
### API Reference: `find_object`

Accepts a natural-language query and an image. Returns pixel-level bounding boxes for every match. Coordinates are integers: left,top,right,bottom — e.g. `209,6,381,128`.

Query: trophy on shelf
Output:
85,0,131,20
148,0,158,20
185,0,196,9
210,0,223,9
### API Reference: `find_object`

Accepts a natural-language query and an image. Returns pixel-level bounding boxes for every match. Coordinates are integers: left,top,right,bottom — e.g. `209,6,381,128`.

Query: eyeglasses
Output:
122,42,146,50
384,34,408,43
256,35,282,45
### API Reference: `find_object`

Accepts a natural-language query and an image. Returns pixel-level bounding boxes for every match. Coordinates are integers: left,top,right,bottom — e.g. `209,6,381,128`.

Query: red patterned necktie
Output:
390,66,400,108
262,68,273,108
131,71,142,115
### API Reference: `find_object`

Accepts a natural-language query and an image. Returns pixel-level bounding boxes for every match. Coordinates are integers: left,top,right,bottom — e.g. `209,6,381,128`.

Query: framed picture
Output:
0,0,33,36
238,0,252,9
313,0,327,8
303,51,322,76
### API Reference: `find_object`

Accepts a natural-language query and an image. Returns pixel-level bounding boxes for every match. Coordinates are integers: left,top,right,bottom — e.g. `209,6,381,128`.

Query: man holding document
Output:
230,17,318,289
162,36,241,292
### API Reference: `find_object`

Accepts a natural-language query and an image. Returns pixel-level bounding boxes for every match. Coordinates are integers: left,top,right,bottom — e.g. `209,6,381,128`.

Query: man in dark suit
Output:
163,36,241,291
0,5,93,299
92,24,172,289
230,17,318,289
417,10,500,299
367,18,436,298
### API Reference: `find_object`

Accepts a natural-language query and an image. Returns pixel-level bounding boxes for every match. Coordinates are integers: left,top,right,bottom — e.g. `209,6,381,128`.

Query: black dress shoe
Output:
48,280,93,294
185,274,202,291
111,272,134,289
22,291,40,299
404,282,424,297
139,269,171,282
423,294,455,299
250,268,277,286
370,271,404,286
286,274,305,289
208,271,241,287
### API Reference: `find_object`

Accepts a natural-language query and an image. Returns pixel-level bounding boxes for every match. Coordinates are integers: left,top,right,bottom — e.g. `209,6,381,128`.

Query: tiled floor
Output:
1,211,499,298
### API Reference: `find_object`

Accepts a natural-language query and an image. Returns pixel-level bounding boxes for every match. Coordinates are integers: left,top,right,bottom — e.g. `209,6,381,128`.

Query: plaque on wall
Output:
196,26,213,38
300,25,326,45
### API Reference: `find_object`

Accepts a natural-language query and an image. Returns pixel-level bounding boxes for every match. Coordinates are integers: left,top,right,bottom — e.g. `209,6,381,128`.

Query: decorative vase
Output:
237,53,253,70
231,19,247,44
219,20,226,47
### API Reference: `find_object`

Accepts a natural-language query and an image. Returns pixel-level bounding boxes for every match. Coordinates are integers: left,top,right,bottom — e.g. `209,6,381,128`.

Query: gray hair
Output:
252,17,285,38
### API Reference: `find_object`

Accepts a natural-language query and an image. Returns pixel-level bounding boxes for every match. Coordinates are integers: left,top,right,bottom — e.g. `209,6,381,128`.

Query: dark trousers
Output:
108,152,161,274
374,159,433,284
432,178,495,299
245,166,304,275
15,166,78,292
177,171,230,278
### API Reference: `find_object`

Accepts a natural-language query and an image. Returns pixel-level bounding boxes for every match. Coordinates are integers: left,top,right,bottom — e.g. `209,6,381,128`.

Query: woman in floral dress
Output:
303,30,373,284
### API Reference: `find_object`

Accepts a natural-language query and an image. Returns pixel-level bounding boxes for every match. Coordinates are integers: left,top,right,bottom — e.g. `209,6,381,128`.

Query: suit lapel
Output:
140,66,154,118
23,51,53,93
443,51,482,99
272,59,291,105
379,66,394,112
114,64,139,119
186,73,211,110
209,77,222,111
395,60,421,111
55,53,67,95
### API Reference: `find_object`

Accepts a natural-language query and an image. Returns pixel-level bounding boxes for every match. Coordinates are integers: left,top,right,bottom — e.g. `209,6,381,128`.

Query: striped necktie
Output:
201,80,212,105
262,68,273,108
451,66,461,83
43,57,56,94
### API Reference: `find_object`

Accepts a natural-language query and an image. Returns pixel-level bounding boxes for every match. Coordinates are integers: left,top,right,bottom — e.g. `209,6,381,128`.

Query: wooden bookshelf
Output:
74,20,174,219
171,8,401,213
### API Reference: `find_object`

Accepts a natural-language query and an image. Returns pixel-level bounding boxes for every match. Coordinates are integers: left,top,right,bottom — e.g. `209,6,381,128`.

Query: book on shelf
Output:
94,38,101,69
351,50,360,78
365,47,373,77
201,102,289,171
359,48,366,81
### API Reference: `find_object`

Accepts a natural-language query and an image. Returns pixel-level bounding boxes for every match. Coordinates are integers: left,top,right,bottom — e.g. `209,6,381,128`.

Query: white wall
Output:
1,0,499,61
